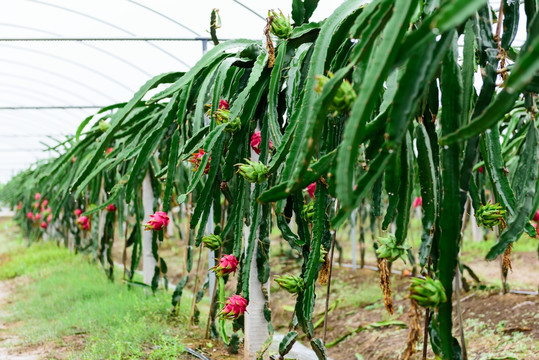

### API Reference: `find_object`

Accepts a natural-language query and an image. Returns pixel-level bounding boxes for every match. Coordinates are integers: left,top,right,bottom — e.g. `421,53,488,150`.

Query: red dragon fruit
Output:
210,254,238,277
219,294,247,320
144,211,170,231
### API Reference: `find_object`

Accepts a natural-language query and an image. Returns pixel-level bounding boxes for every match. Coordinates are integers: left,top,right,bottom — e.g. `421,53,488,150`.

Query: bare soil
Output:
469,251,539,290
0,279,66,360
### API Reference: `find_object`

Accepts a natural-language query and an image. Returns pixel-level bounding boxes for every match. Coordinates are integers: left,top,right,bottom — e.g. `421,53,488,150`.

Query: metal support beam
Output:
26,0,190,66
0,106,107,110
0,37,227,42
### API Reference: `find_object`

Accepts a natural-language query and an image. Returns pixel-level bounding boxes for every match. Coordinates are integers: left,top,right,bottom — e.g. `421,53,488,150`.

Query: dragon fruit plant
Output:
1,1,538,359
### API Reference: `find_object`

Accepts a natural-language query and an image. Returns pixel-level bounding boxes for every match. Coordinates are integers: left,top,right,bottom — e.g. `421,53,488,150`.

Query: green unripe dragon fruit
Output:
268,10,293,39
236,159,269,183
223,116,242,134
409,277,447,308
274,274,305,294
213,108,242,134
314,72,357,113
99,120,110,133
301,200,314,222
201,234,222,251
475,201,506,229
319,245,328,262
376,234,409,263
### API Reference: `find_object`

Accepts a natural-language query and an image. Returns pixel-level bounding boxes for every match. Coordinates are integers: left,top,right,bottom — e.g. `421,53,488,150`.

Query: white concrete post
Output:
167,211,174,237
350,210,357,269
470,206,483,242
142,172,157,285
208,208,216,301
68,217,75,252
98,196,106,256
244,226,270,360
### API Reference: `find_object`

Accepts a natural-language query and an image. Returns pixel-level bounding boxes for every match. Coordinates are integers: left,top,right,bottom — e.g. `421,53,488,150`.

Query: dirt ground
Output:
270,265,538,360
468,251,539,290
0,279,48,360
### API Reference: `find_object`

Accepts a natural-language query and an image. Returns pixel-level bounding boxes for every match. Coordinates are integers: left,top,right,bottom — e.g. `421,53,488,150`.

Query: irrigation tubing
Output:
185,347,212,360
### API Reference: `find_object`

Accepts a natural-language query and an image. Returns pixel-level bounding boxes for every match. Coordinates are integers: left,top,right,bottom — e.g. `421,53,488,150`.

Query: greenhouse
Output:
0,0,538,359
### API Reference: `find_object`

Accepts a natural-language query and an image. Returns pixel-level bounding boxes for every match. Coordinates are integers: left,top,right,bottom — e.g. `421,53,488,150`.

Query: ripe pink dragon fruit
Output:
218,99,229,110
189,149,210,174
250,131,274,155
47,214,52,223
413,197,422,208
35,193,41,201
27,212,34,220
106,204,117,212
306,183,316,198
533,209,539,222
41,199,48,209
144,211,170,231
219,294,247,320
17,202,22,210
211,254,239,276
479,166,484,174
106,147,114,155
33,202,40,209
40,221,48,229
35,213,42,221
74,209,83,216
77,216,90,231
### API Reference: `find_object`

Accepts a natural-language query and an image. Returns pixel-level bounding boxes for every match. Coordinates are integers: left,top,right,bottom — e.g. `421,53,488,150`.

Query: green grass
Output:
329,275,382,308
461,233,537,255
9,259,186,359
0,241,73,280
0,225,194,360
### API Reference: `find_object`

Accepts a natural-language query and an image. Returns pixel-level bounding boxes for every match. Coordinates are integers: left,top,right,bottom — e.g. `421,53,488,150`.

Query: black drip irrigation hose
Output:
185,347,212,360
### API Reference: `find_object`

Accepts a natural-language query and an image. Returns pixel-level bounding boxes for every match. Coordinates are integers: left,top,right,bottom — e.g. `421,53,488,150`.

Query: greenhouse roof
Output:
0,0,528,183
